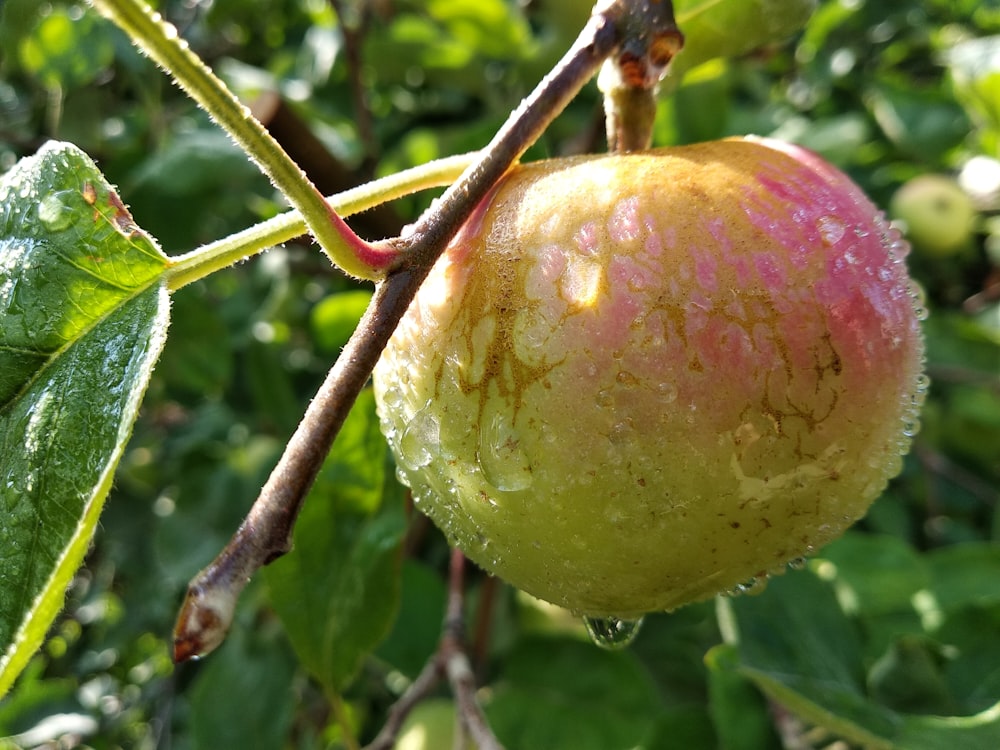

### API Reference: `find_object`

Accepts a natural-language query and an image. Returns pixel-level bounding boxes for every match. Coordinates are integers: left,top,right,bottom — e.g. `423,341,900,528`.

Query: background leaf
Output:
486,636,660,750
187,600,298,750
0,141,169,697
664,0,819,88
263,388,407,696
721,554,1000,749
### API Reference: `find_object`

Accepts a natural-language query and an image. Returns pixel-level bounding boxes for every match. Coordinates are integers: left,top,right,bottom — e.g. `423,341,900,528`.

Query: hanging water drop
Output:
725,575,769,597
583,615,643,650
477,408,533,492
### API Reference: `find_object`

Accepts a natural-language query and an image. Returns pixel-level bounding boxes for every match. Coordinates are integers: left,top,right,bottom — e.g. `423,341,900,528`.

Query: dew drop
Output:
37,192,73,232
477,410,533,492
787,557,808,571
398,406,440,470
657,381,678,403
817,215,846,246
583,615,643,650
725,575,769,597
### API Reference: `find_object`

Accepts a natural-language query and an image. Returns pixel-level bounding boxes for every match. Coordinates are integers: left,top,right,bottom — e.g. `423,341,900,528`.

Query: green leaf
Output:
721,567,1000,749
263,388,407,695
665,0,818,88
865,79,970,161
926,543,1000,614
188,608,298,750
817,533,929,660
645,705,717,750
487,636,660,750
706,644,782,750
945,35,1000,155
0,141,170,697
374,560,447,680
17,8,115,90
310,289,372,354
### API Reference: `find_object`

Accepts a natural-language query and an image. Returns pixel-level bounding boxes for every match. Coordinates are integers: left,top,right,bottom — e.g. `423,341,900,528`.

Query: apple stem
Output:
598,0,684,151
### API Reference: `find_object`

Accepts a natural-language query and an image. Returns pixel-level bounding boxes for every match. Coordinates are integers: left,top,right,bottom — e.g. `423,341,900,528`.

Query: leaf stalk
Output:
88,0,397,280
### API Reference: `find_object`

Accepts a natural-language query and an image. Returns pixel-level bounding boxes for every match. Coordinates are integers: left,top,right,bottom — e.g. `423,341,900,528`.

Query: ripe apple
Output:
889,174,976,258
373,137,927,619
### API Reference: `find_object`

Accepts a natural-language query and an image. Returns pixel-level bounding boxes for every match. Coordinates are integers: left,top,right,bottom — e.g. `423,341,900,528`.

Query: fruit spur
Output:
373,137,927,625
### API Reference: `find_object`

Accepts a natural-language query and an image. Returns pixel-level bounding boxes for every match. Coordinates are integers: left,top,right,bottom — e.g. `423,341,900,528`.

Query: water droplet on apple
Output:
398,406,440,470
656,382,678,403
816,215,846,246
725,575,769,597
477,410,533,492
583,615,643,650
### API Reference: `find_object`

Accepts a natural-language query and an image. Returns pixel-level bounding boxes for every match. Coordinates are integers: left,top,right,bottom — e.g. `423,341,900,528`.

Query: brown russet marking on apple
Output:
374,137,927,618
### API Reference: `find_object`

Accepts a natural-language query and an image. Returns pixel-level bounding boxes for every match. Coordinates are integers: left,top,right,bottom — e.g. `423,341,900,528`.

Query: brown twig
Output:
470,574,500,679
361,550,503,750
173,0,631,663
362,656,445,750
442,549,504,750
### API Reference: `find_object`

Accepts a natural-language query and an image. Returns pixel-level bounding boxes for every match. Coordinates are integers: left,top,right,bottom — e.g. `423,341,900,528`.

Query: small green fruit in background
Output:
374,137,926,620
396,700,472,750
890,174,977,258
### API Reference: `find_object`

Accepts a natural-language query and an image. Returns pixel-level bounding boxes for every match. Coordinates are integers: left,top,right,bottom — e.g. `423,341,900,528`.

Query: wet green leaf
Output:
0,141,170,697
263,389,407,695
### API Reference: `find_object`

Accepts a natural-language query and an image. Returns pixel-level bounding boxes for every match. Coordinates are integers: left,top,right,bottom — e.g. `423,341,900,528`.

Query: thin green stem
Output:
88,0,396,280
164,153,476,292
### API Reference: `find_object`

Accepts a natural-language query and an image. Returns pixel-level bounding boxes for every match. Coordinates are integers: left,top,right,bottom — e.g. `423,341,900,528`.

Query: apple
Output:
890,174,977,258
396,699,472,750
373,137,927,619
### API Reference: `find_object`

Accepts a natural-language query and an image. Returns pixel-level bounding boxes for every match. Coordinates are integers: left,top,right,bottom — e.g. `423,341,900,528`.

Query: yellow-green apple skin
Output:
373,137,926,618
396,700,470,750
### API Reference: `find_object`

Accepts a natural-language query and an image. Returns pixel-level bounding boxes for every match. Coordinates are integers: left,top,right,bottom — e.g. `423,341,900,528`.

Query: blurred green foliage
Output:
1,0,999,748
